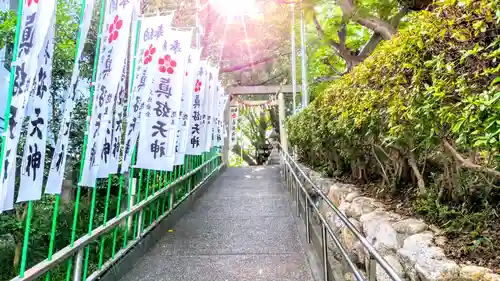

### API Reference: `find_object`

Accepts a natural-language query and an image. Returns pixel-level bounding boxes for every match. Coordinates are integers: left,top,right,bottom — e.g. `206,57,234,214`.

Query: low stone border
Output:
294,162,499,281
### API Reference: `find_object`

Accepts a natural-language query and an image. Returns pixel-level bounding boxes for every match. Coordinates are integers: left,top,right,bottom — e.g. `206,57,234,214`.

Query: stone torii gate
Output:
222,84,301,163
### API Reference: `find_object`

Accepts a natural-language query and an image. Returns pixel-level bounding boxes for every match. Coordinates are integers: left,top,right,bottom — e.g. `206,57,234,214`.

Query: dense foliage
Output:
288,0,500,265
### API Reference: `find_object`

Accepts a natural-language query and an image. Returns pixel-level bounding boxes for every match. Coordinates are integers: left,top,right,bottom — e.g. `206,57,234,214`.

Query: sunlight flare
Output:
209,0,258,19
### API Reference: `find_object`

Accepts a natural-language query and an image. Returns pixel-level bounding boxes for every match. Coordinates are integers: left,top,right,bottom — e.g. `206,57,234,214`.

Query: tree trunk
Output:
408,151,426,195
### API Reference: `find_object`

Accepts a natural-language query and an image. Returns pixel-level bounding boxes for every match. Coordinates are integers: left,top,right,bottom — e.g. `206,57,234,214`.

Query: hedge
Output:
287,0,500,205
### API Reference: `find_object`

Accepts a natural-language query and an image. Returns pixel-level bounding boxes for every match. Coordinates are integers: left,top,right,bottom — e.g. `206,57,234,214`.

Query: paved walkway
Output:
121,166,315,281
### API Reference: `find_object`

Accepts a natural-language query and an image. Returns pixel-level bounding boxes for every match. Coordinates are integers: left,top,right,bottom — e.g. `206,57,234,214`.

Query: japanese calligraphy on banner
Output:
206,80,221,151
136,29,191,172
173,48,202,166
16,14,56,203
80,0,135,187
199,66,218,153
121,14,174,173
45,0,97,194
185,61,207,156
0,0,57,211
215,94,228,147
229,105,239,149
97,59,127,178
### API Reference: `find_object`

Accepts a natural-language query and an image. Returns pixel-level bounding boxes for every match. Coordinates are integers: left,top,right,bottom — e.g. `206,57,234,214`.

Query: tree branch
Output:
337,0,397,40
357,7,409,60
312,76,341,84
442,140,500,179
312,11,360,69
323,58,344,76
355,16,397,40
220,53,289,73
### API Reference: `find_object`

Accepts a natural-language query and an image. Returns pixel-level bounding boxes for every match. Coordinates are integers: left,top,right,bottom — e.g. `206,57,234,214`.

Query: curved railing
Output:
278,144,404,281
8,153,224,281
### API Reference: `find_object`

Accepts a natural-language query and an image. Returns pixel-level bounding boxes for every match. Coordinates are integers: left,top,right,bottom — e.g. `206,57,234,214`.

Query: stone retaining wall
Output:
295,162,499,281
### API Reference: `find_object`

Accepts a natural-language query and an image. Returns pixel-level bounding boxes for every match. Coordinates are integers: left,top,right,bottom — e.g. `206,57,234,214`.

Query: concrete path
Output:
120,166,316,281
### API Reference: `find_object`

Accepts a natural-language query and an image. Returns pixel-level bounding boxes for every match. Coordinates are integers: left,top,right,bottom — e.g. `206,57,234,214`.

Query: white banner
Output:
135,29,191,172
185,61,207,155
215,94,228,147
80,0,135,187
199,66,218,153
0,0,57,211
206,80,221,151
173,48,202,166
17,14,56,203
97,59,127,178
229,105,239,149
45,0,97,194
121,14,174,173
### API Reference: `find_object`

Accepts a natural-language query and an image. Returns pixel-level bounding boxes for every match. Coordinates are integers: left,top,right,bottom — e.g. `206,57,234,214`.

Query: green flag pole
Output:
46,0,89,279
65,0,106,279
0,0,23,210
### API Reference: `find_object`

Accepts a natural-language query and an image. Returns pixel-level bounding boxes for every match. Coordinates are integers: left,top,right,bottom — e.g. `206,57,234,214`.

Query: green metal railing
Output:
0,1,227,281
4,149,223,281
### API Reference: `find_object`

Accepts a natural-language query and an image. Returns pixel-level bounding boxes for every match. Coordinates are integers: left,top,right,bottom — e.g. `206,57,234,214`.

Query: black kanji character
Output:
193,111,201,121
29,108,44,139
25,143,42,181
193,96,201,108
102,55,112,79
63,121,70,136
150,139,166,159
152,121,168,137
19,13,36,56
93,114,102,138
191,123,200,135
13,63,28,95
8,106,18,139
115,118,122,132
156,78,172,98
98,86,108,107
124,139,131,156
89,142,97,167
190,136,200,148
44,40,51,64
128,117,137,135
36,67,48,98
154,101,170,117
55,144,65,171
133,96,141,112
102,138,111,163
3,150,11,181
112,136,120,157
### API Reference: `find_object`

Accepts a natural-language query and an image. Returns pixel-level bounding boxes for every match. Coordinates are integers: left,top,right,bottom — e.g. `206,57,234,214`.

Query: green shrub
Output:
288,0,500,205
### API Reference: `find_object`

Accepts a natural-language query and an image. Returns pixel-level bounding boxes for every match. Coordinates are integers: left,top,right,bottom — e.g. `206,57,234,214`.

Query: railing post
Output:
305,195,311,243
72,249,84,281
369,255,377,281
128,178,137,233
136,210,143,238
278,92,288,153
169,188,176,210
295,179,300,217
322,223,329,281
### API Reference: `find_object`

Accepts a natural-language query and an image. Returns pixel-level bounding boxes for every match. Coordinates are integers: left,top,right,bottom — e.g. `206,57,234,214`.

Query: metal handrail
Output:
278,144,404,281
10,155,225,281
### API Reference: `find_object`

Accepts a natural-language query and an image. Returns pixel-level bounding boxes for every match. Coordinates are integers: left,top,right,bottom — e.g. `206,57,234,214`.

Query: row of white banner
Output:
0,0,229,212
